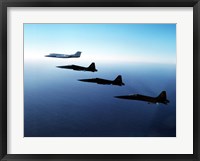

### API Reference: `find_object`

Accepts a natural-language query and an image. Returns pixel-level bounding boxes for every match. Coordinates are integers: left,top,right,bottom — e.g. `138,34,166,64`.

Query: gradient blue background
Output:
24,24,176,137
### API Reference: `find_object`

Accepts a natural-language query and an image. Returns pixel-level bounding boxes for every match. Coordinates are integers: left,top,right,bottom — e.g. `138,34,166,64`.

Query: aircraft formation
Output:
45,51,170,105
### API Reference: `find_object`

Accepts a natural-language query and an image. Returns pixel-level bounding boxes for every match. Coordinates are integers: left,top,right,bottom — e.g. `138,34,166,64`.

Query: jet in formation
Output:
45,51,81,58
115,91,169,105
57,62,97,72
78,75,125,86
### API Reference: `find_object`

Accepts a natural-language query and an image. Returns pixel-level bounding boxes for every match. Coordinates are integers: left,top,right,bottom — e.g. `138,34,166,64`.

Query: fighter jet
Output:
78,75,125,86
45,51,81,58
115,91,170,105
57,62,97,72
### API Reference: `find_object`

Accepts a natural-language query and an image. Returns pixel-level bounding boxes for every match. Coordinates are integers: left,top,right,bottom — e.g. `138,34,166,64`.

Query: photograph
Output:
24,24,176,137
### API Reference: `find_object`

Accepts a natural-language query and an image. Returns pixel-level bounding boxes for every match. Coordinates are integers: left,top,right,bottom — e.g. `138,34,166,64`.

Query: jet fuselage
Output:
115,91,169,105
78,75,124,86
57,63,97,72
45,51,81,58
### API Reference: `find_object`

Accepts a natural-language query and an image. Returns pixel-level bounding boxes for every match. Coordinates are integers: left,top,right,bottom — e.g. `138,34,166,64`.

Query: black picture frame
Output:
0,0,199,160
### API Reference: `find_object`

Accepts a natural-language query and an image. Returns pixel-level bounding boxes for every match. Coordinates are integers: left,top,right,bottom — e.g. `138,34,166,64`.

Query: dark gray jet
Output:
115,91,169,105
45,51,81,58
57,62,97,72
78,75,125,86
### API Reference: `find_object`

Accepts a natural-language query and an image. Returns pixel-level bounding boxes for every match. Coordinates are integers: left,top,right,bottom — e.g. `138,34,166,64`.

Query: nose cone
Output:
78,79,86,82
114,95,127,99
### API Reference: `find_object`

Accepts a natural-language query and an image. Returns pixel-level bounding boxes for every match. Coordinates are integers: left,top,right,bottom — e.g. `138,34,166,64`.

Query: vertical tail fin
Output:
113,75,125,86
157,91,167,99
88,62,97,72
157,91,169,104
74,51,81,57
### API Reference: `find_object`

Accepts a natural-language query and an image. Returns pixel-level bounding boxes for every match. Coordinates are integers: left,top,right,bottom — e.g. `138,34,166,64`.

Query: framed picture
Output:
1,0,199,160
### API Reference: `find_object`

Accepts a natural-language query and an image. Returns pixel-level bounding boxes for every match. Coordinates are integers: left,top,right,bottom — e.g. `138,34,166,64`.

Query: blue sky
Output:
24,24,176,64
24,24,176,137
